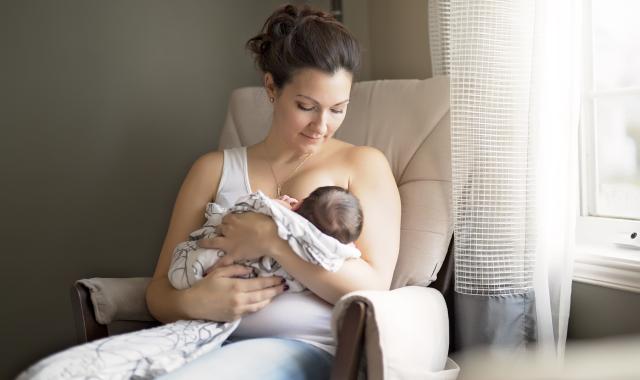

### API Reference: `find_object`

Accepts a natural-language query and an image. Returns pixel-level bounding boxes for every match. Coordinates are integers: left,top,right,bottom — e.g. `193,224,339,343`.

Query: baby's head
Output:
295,186,363,244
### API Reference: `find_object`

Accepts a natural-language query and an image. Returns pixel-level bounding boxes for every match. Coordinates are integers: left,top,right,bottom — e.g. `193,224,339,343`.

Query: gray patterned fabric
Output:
17,320,238,380
18,191,360,380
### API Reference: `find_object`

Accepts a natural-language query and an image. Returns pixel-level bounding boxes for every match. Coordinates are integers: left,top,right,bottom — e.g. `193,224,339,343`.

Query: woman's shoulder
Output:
187,150,225,183
181,150,227,203
193,150,224,169
328,138,385,161
337,143,388,168
326,140,391,181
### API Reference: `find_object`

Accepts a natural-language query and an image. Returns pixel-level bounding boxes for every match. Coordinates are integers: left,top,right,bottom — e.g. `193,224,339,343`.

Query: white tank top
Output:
215,146,335,355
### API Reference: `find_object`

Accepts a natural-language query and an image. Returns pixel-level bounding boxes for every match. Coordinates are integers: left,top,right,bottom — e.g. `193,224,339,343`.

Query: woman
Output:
147,4,400,379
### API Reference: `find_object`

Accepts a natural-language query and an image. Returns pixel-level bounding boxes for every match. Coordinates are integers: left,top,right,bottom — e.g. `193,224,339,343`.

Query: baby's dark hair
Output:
295,186,363,244
246,3,361,89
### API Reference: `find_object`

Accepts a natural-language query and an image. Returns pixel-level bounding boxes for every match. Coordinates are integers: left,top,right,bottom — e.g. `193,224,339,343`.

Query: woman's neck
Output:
258,134,312,165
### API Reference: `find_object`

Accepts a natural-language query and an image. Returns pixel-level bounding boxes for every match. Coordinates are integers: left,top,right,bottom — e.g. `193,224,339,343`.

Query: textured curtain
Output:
428,0,451,76
429,0,580,357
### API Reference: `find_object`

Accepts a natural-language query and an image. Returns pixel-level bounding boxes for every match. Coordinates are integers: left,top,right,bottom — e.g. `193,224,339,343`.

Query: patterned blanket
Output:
17,191,360,380
169,191,361,291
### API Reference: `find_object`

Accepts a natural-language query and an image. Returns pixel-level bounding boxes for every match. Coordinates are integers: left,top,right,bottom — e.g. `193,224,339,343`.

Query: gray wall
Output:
0,1,289,377
366,0,431,79
343,0,432,81
568,282,640,340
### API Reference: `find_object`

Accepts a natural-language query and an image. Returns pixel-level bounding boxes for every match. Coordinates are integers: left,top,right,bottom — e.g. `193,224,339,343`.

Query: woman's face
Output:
267,68,353,154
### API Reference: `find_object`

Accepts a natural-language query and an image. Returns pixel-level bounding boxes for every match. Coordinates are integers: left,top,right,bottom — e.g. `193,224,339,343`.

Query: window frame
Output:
574,0,640,294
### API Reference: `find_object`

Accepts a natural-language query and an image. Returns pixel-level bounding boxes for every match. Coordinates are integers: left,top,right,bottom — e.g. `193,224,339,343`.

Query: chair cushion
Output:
218,76,452,288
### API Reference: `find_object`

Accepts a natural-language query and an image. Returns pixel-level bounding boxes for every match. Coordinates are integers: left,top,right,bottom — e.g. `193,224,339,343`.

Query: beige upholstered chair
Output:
72,76,459,379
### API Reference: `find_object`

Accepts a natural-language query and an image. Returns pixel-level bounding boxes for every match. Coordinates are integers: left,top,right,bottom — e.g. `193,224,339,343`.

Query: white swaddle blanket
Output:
18,191,360,380
169,191,360,292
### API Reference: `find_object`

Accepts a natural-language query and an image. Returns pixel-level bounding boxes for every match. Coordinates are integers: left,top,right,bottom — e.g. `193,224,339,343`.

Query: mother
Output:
147,4,400,379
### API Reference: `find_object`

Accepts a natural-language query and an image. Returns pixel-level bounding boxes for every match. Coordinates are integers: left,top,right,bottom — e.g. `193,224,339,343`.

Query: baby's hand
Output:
276,195,299,209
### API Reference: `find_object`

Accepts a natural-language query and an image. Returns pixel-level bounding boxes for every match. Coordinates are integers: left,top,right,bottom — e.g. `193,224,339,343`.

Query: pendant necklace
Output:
264,143,312,198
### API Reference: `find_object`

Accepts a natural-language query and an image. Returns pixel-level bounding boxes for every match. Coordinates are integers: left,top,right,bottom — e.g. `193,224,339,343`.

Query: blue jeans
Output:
157,337,334,380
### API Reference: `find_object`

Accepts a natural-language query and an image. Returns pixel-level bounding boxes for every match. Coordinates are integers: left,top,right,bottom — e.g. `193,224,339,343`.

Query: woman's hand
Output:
198,212,284,262
186,262,286,322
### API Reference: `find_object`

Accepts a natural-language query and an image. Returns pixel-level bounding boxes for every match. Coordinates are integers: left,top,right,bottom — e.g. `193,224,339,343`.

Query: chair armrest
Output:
330,301,367,380
71,277,160,343
332,286,459,380
75,277,156,324
70,281,108,343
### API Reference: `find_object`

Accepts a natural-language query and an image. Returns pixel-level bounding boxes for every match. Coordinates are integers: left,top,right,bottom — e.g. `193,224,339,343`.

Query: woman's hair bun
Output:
246,4,360,89
269,5,298,38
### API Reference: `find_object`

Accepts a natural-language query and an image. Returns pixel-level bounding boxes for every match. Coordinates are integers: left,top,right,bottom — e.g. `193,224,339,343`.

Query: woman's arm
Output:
146,151,222,322
145,152,286,323
205,146,401,304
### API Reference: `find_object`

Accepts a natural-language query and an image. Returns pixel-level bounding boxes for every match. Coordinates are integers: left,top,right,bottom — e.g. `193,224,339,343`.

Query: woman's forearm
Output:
145,277,193,324
270,238,388,304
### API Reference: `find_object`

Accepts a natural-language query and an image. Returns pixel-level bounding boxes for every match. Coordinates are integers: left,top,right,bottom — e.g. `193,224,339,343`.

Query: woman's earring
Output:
269,97,275,103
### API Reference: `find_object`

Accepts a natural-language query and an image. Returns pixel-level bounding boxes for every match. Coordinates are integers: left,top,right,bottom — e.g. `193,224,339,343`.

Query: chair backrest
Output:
218,76,452,289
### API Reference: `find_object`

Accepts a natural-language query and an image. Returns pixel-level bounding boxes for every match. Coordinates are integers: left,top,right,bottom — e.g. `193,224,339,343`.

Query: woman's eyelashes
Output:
296,103,344,114
297,103,315,111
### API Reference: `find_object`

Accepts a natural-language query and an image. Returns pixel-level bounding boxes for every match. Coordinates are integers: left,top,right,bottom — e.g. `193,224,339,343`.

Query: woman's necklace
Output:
263,144,313,198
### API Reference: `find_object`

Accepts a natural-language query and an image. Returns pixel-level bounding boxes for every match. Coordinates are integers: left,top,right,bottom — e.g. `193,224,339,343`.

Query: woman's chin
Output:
298,133,325,146
289,133,328,156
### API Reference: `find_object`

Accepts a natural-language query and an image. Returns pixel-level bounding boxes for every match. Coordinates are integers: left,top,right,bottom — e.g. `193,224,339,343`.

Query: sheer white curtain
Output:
429,0,581,357
529,0,581,357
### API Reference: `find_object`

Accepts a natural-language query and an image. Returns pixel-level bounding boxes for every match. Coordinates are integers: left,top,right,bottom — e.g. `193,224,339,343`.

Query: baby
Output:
168,186,363,291
282,186,363,244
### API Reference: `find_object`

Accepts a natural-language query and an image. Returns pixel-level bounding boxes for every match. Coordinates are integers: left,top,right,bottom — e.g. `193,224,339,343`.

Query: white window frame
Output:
574,0,640,294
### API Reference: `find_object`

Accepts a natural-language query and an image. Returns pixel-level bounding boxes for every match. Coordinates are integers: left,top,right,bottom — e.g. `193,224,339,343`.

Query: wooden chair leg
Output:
331,301,367,380
70,282,108,343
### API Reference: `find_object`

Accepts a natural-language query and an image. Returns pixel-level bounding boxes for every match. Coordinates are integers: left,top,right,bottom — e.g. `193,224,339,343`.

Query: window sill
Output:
573,244,640,294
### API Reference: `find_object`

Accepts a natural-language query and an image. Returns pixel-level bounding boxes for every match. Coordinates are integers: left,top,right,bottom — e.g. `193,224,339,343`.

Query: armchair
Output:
72,76,459,379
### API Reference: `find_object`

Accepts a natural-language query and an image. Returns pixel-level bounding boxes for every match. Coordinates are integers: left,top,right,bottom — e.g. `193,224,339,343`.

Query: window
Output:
584,0,640,221
575,0,640,293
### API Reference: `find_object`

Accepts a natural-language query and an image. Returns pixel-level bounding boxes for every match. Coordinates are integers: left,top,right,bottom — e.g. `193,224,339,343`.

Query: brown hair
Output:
246,4,361,89
296,186,363,244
